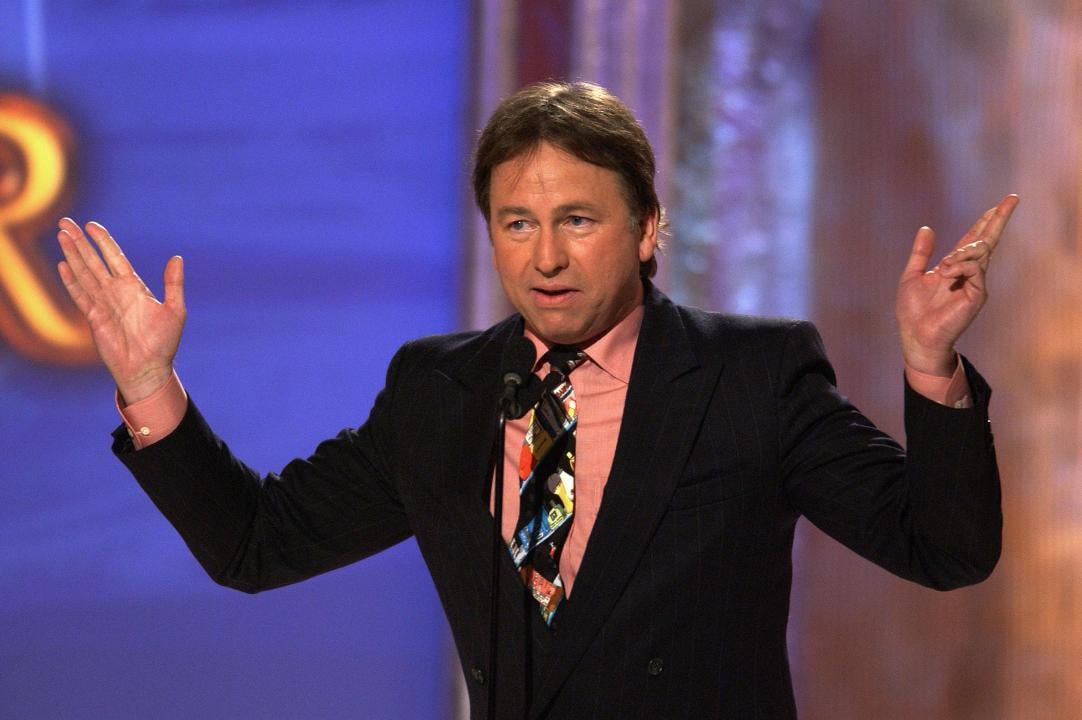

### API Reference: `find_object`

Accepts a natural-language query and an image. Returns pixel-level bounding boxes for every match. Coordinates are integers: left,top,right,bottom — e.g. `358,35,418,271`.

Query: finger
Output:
85,221,136,277
57,216,83,237
950,206,996,253
63,218,113,283
162,255,185,315
938,258,986,288
902,226,936,277
974,194,1019,254
56,226,102,291
56,260,95,316
941,238,992,269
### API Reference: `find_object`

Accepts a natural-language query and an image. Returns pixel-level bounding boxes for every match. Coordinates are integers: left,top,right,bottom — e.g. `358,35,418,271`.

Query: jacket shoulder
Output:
397,328,487,360
671,302,821,357
385,315,522,391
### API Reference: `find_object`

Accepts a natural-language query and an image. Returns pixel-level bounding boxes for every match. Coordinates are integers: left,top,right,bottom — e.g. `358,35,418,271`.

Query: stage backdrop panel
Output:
1,3,467,718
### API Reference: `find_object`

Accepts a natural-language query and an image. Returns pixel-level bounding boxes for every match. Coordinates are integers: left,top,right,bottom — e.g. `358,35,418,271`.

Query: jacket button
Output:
647,657,663,676
471,667,486,686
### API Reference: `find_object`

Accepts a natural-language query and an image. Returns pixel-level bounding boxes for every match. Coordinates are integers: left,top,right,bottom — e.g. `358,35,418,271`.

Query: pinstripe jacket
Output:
114,283,1001,719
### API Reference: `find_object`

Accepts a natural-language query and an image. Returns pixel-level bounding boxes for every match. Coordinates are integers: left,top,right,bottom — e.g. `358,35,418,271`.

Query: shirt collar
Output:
523,303,643,384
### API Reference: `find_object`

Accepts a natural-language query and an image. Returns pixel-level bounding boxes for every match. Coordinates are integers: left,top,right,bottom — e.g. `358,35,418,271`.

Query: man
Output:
56,82,1014,718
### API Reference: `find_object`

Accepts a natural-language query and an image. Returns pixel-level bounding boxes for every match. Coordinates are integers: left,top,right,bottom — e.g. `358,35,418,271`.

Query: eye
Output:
566,215,593,228
507,219,530,232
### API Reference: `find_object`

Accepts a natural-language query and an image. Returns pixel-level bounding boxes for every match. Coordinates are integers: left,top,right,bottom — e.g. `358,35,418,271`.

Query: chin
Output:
532,327,581,347
550,329,601,347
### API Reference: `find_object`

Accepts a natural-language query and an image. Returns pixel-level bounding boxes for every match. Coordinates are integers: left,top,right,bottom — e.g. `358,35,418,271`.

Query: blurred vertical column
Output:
461,0,523,329
667,0,816,318
810,1,1082,718
997,2,1082,716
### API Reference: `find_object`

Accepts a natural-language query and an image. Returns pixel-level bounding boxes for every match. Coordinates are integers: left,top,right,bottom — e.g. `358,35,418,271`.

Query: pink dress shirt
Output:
497,304,644,596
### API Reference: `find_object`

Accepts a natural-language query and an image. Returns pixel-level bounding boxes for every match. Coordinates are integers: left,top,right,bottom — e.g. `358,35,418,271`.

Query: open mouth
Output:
532,287,576,304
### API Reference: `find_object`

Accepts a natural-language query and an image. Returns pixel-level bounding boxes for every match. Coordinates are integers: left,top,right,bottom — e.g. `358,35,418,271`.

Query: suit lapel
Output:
530,287,725,717
433,317,521,577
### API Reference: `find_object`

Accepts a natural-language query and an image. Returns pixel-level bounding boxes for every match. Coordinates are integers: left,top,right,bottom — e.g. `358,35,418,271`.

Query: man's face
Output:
488,142,657,347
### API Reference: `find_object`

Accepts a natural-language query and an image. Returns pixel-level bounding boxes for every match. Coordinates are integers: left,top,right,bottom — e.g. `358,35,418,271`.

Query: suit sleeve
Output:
777,321,1001,590
111,344,416,593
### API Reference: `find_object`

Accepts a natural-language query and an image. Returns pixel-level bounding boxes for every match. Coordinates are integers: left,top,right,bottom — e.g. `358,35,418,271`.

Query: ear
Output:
637,210,659,264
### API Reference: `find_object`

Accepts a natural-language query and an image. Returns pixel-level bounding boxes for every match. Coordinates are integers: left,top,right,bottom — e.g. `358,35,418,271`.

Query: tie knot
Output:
542,346,585,379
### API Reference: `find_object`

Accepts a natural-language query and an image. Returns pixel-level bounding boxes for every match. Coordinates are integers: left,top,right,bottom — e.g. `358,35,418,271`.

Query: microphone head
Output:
503,335,537,382
499,336,538,418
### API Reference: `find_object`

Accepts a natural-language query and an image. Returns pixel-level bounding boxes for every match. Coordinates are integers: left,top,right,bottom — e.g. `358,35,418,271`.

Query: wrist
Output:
116,366,174,406
902,345,956,378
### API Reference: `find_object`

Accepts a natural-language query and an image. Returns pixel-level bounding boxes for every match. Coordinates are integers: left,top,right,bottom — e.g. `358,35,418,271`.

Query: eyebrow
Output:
554,202,601,216
494,206,533,219
494,202,602,219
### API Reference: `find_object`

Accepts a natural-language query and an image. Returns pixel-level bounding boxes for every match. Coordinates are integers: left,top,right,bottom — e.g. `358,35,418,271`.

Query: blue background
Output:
2,3,468,717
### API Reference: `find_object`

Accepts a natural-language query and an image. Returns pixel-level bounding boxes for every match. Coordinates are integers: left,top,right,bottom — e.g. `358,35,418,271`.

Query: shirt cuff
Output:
904,356,972,408
115,370,188,449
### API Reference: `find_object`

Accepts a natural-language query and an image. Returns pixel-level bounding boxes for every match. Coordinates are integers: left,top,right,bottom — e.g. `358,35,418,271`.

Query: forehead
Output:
489,142,626,209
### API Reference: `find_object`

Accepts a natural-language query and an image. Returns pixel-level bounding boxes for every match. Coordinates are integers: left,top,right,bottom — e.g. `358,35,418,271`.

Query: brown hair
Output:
472,81,664,278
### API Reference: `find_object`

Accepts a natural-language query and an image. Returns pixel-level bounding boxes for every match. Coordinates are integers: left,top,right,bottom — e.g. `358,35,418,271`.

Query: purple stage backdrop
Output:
2,3,467,718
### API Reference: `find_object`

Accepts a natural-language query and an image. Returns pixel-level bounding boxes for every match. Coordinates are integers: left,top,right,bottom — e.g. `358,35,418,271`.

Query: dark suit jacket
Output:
114,284,1001,719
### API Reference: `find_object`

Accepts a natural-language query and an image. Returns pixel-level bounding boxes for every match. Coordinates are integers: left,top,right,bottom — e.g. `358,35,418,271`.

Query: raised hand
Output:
895,195,1019,377
56,218,186,404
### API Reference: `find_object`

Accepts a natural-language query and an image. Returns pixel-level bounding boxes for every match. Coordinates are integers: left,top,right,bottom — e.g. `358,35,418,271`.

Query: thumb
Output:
163,255,185,314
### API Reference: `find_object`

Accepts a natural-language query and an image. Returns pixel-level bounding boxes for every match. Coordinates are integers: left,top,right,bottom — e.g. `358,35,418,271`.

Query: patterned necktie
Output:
508,346,586,626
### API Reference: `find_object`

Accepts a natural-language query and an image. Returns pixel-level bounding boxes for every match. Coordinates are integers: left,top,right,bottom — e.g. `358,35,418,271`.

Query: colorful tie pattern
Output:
509,348,585,626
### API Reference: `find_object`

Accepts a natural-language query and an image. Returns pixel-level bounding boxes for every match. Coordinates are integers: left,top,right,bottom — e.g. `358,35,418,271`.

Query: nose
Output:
533,228,569,277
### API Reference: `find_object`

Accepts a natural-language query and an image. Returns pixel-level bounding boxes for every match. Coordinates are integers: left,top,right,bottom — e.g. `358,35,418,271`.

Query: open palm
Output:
57,218,185,404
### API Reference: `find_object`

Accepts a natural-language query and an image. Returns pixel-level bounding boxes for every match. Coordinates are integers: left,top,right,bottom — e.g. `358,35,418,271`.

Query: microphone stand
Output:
489,336,537,719
488,405,508,720
490,371,527,720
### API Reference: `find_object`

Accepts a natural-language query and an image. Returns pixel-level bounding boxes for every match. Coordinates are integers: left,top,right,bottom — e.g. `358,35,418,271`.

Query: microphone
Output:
499,335,536,419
